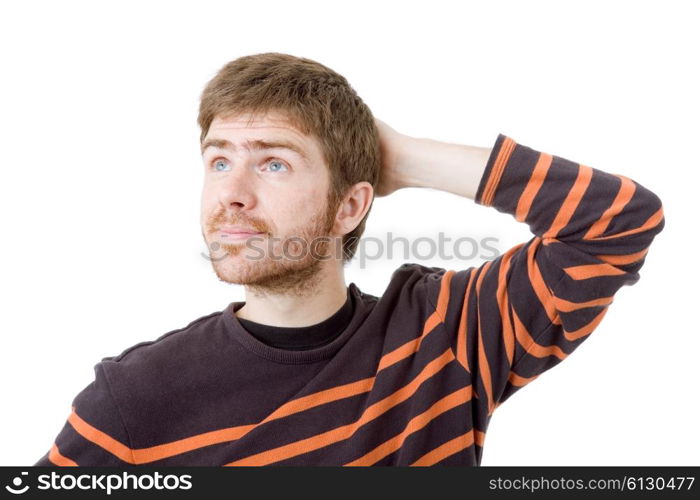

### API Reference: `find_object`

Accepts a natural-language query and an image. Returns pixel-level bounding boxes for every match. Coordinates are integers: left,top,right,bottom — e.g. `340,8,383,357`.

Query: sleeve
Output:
424,133,665,426
34,362,135,466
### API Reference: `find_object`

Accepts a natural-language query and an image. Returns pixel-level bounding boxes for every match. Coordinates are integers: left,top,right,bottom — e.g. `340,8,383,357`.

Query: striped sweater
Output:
35,133,665,466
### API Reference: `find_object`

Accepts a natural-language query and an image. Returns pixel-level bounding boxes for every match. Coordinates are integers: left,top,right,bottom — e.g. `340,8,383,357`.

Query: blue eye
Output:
266,160,288,173
212,159,230,172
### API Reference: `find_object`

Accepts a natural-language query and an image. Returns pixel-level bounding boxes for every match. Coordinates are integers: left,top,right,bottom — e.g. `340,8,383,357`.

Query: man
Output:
35,52,665,466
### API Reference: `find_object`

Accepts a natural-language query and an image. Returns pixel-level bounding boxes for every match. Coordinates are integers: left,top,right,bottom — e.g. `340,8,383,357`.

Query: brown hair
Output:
198,52,380,263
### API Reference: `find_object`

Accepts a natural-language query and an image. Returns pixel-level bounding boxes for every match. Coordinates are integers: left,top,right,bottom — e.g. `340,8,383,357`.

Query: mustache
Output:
210,214,270,234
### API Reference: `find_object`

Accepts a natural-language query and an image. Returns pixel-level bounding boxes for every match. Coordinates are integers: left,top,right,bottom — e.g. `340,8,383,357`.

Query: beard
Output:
203,195,342,297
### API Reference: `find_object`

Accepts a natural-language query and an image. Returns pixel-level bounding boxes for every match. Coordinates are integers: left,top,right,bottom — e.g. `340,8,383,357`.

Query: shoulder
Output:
69,308,227,450
385,262,450,302
97,308,225,384
362,262,452,326
391,262,449,281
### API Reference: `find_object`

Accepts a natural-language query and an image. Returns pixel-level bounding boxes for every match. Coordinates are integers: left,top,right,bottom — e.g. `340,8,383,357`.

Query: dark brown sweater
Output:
35,133,665,466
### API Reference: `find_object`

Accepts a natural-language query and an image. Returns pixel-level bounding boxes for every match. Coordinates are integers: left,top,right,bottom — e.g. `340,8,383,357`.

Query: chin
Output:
211,252,327,293
210,251,267,284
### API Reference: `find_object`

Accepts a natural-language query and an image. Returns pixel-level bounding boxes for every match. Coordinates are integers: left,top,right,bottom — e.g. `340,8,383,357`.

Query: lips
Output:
217,225,265,241
218,224,265,234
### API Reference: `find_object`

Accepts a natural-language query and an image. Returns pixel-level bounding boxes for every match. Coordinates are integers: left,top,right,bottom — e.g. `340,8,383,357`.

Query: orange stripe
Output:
134,377,374,463
507,371,540,387
66,376,375,464
514,304,610,355
587,206,664,241
481,137,516,206
411,430,475,466
552,295,613,313
346,385,473,466
497,244,523,365
563,263,626,280
474,260,495,415
259,378,375,424
135,425,254,464
543,164,593,239
526,237,561,325
475,429,486,447
435,270,454,321
48,443,78,466
377,270,454,372
224,349,456,466
515,152,552,222
512,308,568,362
377,336,425,372
68,407,135,463
564,307,609,341
456,270,478,372
584,175,635,239
595,248,649,266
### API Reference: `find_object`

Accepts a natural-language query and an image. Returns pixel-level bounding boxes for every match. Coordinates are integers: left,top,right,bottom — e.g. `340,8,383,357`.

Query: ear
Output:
332,181,374,236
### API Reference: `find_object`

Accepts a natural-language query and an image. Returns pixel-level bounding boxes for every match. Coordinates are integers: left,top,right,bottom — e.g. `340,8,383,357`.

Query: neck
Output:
235,261,348,327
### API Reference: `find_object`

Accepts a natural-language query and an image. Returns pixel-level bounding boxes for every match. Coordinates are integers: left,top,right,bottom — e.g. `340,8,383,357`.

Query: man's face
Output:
200,111,341,292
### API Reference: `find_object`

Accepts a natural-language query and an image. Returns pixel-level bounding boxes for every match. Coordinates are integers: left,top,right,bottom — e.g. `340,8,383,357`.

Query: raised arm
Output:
377,119,665,428
373,118,491,199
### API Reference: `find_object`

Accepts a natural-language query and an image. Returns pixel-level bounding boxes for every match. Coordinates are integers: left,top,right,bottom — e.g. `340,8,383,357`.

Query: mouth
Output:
218,230,265,241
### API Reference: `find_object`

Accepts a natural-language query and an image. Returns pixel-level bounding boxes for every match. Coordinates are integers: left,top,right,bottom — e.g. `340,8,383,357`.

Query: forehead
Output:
204,112,324,165
208,111,307,142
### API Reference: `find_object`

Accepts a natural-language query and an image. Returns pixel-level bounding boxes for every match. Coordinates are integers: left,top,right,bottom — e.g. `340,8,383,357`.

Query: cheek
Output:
300,175,331,208
270,191,322,228
199,187,211,221
200,185,221,230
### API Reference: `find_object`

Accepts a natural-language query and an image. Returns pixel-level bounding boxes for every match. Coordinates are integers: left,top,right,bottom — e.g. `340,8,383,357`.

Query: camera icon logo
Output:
5,471,29,494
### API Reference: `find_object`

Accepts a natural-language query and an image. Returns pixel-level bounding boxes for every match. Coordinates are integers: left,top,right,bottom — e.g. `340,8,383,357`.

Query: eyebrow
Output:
200,137,309,163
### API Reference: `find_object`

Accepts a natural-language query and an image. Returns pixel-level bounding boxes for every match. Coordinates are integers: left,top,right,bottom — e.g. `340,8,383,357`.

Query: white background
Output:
1,0,697,466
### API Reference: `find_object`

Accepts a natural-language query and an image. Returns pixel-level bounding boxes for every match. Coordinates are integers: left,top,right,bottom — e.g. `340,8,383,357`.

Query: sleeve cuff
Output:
475,133,516,206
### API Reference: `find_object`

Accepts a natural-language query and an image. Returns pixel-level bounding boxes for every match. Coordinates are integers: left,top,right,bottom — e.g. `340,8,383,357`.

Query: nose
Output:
217,159,257,210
